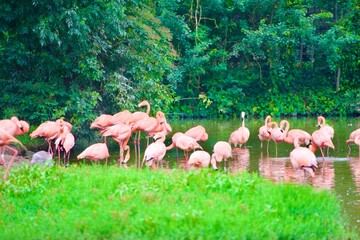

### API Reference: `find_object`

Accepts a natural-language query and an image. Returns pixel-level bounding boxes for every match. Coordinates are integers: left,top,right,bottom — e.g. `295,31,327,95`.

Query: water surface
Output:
78,117,360,232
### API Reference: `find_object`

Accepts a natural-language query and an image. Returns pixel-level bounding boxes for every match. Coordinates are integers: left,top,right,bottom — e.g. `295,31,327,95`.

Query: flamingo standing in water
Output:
228,111,250,148
290,138,318,178
267,121,285,157
211,141,232,170
30,119,71,156
280,120,311,147
55,125,75,166
77,143,110,164
185,125,208,142
346,128,360,154
317,116,334,155
258,115,272,152
142,132,167,169
132,111,167,167
185,150,217,170
100,121,133,166
311,126,335,161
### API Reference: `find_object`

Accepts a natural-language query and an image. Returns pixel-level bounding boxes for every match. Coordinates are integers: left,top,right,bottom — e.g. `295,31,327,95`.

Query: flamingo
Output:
110,110,132,125
185,150,217,170
30,119,69,156
55,125,75,166
0,117,30,136
211,141,232,170
142,132,167,169
317,116,334,155
173,135,203,162
346,128,360,154
0,128,26,180
90,114,113,130
77,143,110,163
311,127,335,161
267,121,284,157
280,120,311,147
0,117,29,165
289,138,318,178
100,121,133,166
258,115,272,152
228,111,250,148
184,125,208,142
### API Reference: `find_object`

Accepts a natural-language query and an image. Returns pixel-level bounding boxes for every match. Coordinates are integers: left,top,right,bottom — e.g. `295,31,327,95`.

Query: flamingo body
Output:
77,143,110,162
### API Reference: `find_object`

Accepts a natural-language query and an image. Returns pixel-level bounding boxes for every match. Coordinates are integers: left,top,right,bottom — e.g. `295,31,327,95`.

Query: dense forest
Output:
1,0,359,136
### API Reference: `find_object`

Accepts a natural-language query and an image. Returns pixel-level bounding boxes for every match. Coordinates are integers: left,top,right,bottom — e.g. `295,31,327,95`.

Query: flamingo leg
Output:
0,146,5,166
3,145,18,180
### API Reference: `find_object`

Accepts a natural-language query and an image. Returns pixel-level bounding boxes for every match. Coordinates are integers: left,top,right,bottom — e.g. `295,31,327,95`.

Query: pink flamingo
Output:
185,150,217,170
132,111,167,167
110,110,132,125
55,125,75,166
317,116,334,155
77,143,110,164
30,120,61,156
280,120,311,147
267,121,284,157
258,115,272,152
0,117,29,165
100,121,132,166
174,135,203,162
228,111,250,148
211,141,232,170
0,128,26,180
142,132,167,169
311,127,335,161
185,125,208,142
346,128,360,154
289,138,318,178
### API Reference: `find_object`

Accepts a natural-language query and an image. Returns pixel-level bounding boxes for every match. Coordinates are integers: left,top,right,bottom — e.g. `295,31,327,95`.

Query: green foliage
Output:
0,166,357,239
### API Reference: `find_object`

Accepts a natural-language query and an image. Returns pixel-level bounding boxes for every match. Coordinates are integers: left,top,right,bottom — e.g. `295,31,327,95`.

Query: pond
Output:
76,116,360,233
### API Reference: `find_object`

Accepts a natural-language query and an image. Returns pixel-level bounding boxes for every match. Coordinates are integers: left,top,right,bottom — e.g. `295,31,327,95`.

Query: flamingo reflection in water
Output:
258,154,287,183
228,148,250,173
349,157,360,194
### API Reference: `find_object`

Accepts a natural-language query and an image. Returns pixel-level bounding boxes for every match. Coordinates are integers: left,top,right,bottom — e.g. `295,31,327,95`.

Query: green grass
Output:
0,164,358,239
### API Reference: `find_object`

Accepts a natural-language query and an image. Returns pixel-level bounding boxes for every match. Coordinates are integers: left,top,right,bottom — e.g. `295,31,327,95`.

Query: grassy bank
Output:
0,164,358,239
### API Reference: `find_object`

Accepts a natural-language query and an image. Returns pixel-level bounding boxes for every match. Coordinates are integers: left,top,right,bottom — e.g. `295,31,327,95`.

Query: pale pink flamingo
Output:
100,121,132,166
280,120,311,147
346,128,360,154
211,141,232,170
311,127,335,161
258,115,272,152
173,135,203,162
0,128,26,180
110,110,132,125
185,125,208,142
77,143,110,163
228,111,250,148
142,132,167,169
0,117,30,136
185,150,217,170
289,138,318,178
317,116,334,155
267,121,284,157
30,120,66,156
0,117,29,165
90,114,113,130
55,125,75,166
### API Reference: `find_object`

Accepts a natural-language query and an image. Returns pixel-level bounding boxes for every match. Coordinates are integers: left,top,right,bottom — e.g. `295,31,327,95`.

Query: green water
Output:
77,117,360,233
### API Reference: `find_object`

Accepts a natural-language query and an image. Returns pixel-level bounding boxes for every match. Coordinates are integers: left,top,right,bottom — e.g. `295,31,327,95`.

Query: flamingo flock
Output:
1,100,360,180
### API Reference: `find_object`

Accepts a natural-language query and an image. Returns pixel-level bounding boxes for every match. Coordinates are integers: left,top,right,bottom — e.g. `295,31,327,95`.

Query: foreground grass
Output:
0,164,358,239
